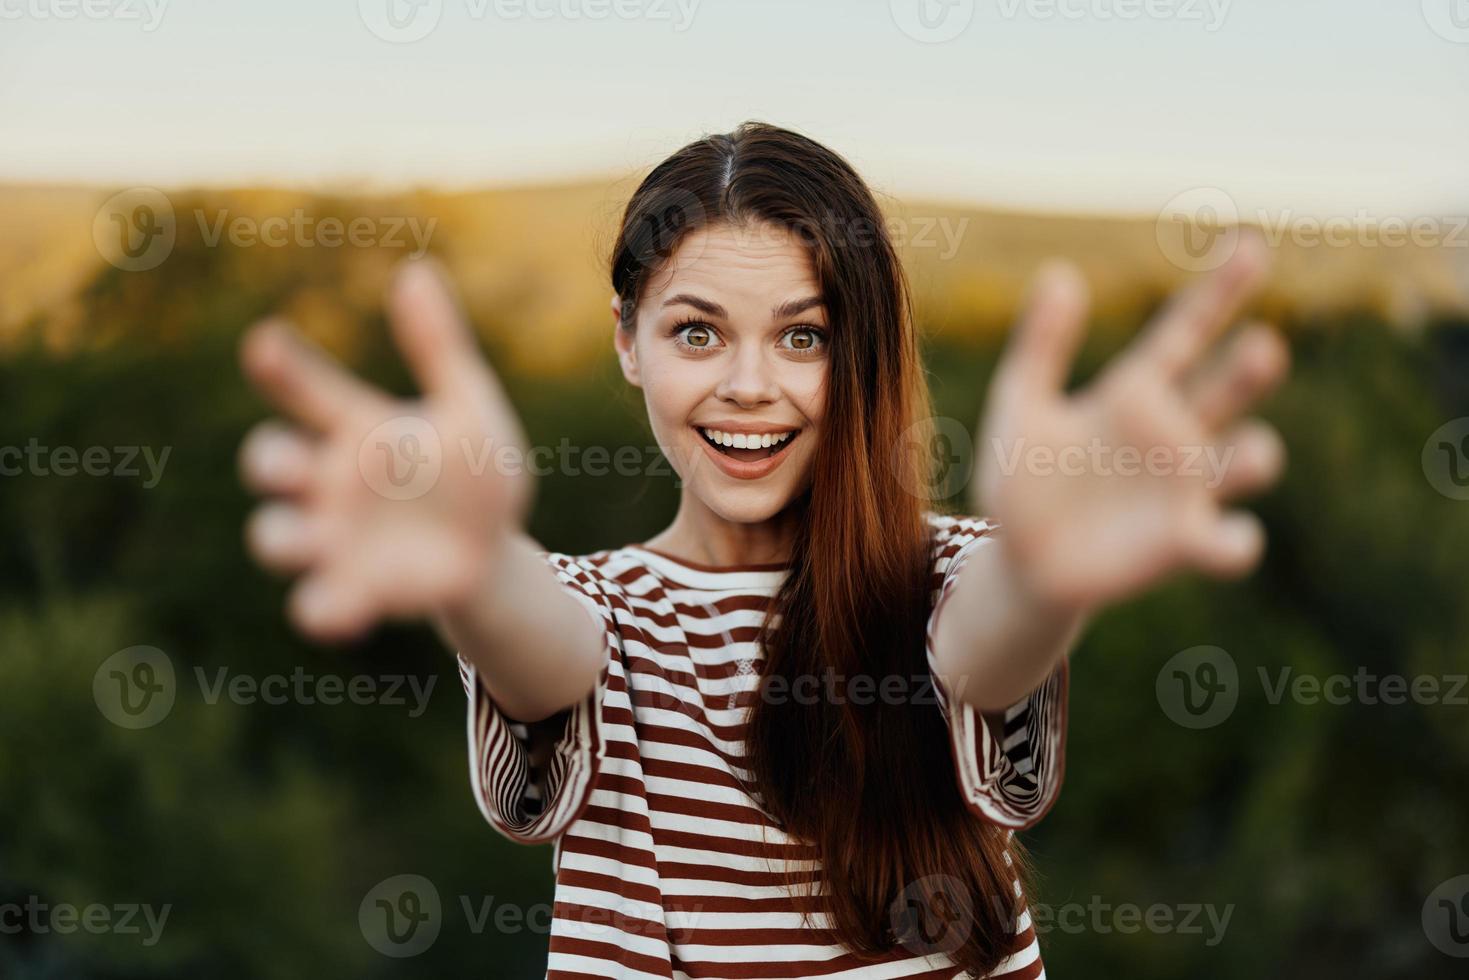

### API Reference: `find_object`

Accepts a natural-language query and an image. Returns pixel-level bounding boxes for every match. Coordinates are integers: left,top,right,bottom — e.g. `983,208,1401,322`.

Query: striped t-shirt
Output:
457,511,1068,979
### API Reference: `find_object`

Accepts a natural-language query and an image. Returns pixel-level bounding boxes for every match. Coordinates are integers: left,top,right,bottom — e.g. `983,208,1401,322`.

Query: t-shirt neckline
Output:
629,544,792,574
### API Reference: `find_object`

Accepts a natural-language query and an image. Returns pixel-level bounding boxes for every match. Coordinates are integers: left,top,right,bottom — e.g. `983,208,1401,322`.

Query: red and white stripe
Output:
457,512,1068,979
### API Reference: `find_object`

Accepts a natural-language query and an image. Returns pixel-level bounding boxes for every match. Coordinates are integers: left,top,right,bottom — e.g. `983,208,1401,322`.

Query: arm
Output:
932,533,1088,715
237,260,605,723
933,234,1291,714
432,528,607,722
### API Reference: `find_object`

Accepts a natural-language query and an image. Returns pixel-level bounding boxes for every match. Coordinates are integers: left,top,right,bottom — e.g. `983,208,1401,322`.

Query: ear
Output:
611,294,641,388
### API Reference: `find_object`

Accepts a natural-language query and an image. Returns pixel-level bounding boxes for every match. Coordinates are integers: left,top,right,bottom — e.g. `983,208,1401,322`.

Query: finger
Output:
359,534,483,617
387,259,493,401
1209,419,1286,501
1133,231,1270,380
995,260,1091,406
288,569,376,643
1184,322,1290,432
239,420,318,497
244,502,325,575
1180,507,1266,579
240,319,382,431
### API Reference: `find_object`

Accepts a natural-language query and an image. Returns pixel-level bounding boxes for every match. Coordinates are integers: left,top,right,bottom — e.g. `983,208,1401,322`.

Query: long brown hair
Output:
610,121,1023,975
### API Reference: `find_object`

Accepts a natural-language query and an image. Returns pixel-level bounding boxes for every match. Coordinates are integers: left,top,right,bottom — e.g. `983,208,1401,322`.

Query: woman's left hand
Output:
972,232,1291,613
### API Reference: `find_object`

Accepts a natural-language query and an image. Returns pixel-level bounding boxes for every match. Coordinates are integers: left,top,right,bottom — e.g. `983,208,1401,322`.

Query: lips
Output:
692,425,802,480
699,427,798,461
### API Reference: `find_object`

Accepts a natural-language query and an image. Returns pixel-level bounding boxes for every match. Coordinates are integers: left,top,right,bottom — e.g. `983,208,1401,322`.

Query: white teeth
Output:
700,427,796,448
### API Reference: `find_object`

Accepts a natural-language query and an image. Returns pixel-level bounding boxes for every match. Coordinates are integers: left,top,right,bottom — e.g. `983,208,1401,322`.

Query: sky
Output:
2,0,1467,218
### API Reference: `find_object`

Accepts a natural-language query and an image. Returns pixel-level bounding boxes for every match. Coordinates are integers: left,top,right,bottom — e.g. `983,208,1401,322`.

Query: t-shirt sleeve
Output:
924,516,1069,830
455,551,624,845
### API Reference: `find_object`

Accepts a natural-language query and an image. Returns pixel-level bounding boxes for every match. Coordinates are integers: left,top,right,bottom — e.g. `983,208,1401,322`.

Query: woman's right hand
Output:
238,260,533,643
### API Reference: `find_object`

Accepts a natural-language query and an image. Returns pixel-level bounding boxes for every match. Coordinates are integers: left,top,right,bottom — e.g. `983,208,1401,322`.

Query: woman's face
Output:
614,220,828,525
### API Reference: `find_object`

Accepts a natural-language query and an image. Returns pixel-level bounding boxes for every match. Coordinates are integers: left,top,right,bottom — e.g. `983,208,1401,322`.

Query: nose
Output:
714,344,780,408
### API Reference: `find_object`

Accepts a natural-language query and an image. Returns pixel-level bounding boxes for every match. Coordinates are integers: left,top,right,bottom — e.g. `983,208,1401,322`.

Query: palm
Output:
238,262,531,640
975,236,1289,611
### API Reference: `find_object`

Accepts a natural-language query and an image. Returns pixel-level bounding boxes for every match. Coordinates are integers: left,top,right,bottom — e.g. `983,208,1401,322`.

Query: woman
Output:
236,122,1288,978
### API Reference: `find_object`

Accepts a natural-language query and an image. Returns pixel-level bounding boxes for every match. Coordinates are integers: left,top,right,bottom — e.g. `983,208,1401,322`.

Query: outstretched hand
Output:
975,234,1290,612
238,261,532,642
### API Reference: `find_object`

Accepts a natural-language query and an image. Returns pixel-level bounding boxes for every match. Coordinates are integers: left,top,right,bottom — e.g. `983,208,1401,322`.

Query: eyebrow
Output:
661,293,826,320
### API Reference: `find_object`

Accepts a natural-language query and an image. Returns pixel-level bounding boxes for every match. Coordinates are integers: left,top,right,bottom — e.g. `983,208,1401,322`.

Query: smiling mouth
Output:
697,427,801,463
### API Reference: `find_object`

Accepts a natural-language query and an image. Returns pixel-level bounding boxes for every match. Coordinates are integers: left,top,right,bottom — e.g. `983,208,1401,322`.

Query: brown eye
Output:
783,327,825,354
685,325,712,347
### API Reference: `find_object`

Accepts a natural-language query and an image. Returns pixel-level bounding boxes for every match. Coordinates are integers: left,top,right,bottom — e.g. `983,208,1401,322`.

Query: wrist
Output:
435,526,520,625
989,530,1096,627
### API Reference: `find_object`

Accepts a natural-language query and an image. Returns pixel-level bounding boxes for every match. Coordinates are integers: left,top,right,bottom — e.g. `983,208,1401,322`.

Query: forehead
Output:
641,221,819,308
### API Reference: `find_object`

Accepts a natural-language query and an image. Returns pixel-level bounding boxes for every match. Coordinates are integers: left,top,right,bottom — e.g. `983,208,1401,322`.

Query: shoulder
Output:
923,510,998,590
924,509,996,559
537,547,648,600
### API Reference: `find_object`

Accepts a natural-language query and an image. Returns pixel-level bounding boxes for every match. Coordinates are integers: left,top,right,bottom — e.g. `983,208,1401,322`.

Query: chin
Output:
696,487,796,525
